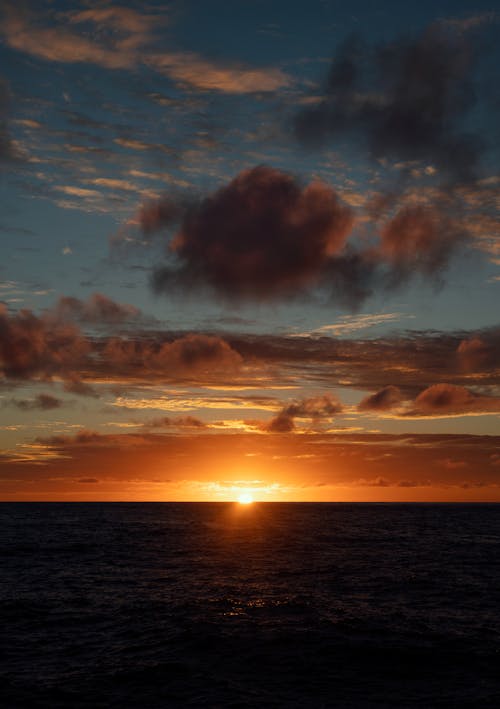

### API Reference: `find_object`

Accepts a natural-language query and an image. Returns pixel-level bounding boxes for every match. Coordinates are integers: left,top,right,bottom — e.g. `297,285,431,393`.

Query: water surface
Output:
1,503,499,707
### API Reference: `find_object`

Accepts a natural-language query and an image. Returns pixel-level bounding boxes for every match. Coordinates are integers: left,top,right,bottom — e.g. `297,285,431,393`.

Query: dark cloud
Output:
226,326,500,392
63,377,99,398
146,415,206,429
0,77,17,163
295,28,484,181
138,196,192,237
265,393,343,433
358,385,403,411
77,478,99,484
9,393,63,410
148,166,354,300
131,166,470,307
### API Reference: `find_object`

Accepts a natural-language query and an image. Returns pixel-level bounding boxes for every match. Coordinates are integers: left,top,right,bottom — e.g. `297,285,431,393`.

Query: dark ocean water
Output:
1,503,499,708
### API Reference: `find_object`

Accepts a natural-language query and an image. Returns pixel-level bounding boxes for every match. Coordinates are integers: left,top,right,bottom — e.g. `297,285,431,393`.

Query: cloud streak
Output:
0,4,291,94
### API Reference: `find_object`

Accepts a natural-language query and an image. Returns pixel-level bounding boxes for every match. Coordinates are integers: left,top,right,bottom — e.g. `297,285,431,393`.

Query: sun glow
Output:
237,492,254,504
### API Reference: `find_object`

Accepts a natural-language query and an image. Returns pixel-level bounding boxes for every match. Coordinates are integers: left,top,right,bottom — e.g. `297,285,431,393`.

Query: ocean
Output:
1,503,499,708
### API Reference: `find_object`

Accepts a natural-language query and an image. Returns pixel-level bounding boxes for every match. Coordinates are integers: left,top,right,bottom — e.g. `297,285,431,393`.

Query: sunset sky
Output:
0,0,499,501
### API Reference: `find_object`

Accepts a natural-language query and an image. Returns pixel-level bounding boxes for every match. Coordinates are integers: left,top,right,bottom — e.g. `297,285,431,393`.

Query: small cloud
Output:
439,458,468,470
8,393,63,410
358,385,403,412
264,393,343,433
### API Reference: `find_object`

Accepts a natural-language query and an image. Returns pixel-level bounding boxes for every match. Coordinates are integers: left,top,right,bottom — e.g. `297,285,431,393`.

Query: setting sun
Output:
237,492,254,505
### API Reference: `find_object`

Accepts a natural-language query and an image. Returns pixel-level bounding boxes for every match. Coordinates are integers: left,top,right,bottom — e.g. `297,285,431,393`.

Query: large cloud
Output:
147,166,354,299
294,28,484,181
132,166,473,306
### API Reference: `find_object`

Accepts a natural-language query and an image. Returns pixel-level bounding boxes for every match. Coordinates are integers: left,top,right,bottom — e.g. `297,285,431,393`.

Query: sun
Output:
237,492,254,505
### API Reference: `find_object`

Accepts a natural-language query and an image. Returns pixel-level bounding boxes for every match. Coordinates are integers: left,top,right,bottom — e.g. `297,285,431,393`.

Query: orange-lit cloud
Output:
358,383,500,417
379,205,465,279
0,5,291,94
408,383,500,416
148,52,291,93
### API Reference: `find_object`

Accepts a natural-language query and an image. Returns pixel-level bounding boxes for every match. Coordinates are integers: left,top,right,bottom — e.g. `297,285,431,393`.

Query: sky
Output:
0,0,499,501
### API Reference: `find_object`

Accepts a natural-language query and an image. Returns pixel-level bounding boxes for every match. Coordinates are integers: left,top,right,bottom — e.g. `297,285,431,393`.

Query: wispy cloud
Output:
294,312,414,337
1,4,292,94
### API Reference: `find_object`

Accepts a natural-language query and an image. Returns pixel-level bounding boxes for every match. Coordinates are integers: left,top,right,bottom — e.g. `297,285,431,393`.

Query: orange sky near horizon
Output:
1,431,499,502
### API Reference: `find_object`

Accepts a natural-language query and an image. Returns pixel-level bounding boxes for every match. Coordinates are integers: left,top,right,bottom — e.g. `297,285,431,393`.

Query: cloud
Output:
0,3,154,69
102,333,243,379
358,385,403,411
145,415,206,430
378,205,466,280
62,377,98,398
457,337,498,371
408,383,500,416
294,27,484,181
295,312,412,337
0,295,246,388
225,326,500,393
358,382,500,417
77,477,99,484
52,293,141,325
129,166,473,307
148,51,291,93
265,393,343,433
9,393,63,410
0,5,291,94
148,165,354,299
0,302,89,380
0,76,17,163
439,458,468,470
